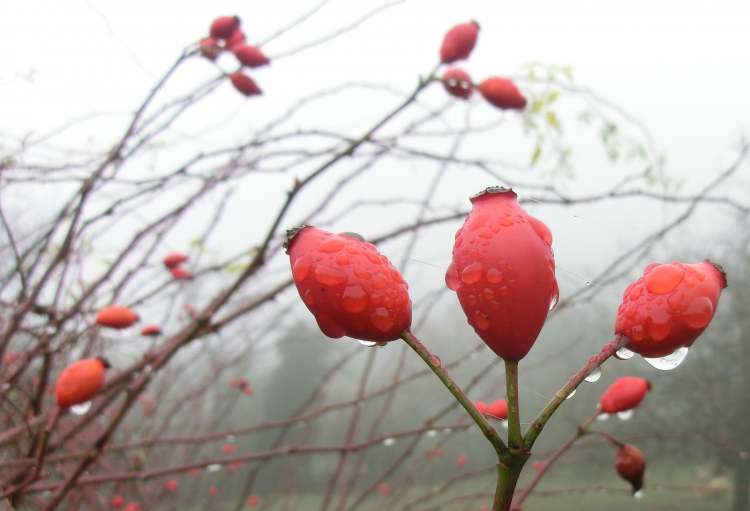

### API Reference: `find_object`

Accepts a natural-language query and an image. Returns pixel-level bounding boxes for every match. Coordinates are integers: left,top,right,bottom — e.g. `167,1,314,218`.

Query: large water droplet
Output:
370,307,394,333
682,296,714,329
486,268,504,284
565,389,576,400
292,257,311,282
426,429,438,438
617,410,634,421
445,262,461,291
71,401,92,415
633,490,644,500
645,264,684,294
358,340,377,347
585,367,602,383
647,308,672,341
461,262,483,285
473,310,490,330
382,437,396,447
206,464,221,473
597,413,610,422
335,253,349,266
314,265,346,287
548,282,559,312
644,346,688,371
342,286,368,313
615,346,634,360
319,235,344,253
500,421,509,430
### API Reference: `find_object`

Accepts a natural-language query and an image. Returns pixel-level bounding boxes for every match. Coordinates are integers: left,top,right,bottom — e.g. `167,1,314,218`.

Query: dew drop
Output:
426,429,438,438
644,346,689,371
486,268,504,284
461,262,483,285
548,282,560,312
71,401,92,415
500,421,509,430
358,340,377,347
429,354,442,367
615,346,634,360
585,367,602,383
292,257,311,282
342,286,368,313
445,262,461,291
314,265,346,287
500,217,514,227
206,464,221,473
597,413,610,422
473,310,491,330
302,289,316,307
565,389,576,400
319,236,344,253
365,251,382,264
335,253,349,266
382,437,396,447
682,296,714,329
634,490,644,500
370,307,394,333
617,410,634,421
644,264,684,294
372,273,388,289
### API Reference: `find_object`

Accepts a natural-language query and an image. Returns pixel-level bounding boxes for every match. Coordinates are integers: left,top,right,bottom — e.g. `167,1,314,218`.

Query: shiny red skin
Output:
233,44,270,68
170,266,192,280
615,261,727,357
225,29,246,50
599,377,651,414
210,16,241,39
140,324,162,337
200,38,222,61
485,399,508,420
615,444,646,493
55,358,107,408
478,77,526,110
440,21,479,64
163,252,188,269
442,68,473,99
111,495,125,508
96,305,139,329
230,72,262,97
287,227,412,343
447,188,557,360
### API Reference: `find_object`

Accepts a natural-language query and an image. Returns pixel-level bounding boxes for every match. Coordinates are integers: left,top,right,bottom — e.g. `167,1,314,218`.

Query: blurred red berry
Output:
440,21,479,64
200,38,222,60
474,400,489,416
210,16,241,39
599,377,651,414
163,479,178,492
426,447,444,459
615,261,727,358
170,266,192,280
230,72,262,97
485,399,508,420
123,503,141,511
478,77,526,110
615,444,646,494
111,495,125,508
140,324,161,337
55,358,109,408
532,460,546,471
377,482,391,497
96,305,139,329
234,44,270,68
229,461,245,471
163,252,188,269
456,454,467,468
286,227,412,343
188,468,201,478
442,68,473,99
209,486,219,497
447,188,557,360
247,495,260,508
221,443,237,455
225,29,247,50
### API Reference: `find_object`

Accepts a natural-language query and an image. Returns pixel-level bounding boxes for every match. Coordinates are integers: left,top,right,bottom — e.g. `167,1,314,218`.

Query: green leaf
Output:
530,145,542,166
545,111,560,131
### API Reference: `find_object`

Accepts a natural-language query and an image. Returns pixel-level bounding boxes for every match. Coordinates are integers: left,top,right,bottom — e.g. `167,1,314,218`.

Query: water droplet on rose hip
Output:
644,346,688,371
634,490,644,500
292,257,311,282
585,367,602,383
426,429,438,438
342,286,368,313
645,264,684,294
382,437,396,447
473,310,491,330
597,413,610,422
682,296,713,329
500,421,509,430
357,340,377,347
548,283,559,312
486,268,504,284
461,262,483,285
71,401,92,415
617,410,634,421
319,236,344,253
615,346,635,360
314,265,346,286
445,262,461,291
565,389,577,400
370,308,394,333
206,464,221,473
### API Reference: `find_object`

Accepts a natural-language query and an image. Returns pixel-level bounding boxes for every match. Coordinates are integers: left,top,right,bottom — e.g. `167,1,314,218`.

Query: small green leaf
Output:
530,145,542,166
545,111,560,131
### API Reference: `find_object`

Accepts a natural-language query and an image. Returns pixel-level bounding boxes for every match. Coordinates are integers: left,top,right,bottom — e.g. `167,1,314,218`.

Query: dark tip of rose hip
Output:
97,357,111,369
470,20,481,30
283,225,310,253
470,186,516,202
645,379,652,391
233,15,242,25
338,232,365,242
704,259,727,289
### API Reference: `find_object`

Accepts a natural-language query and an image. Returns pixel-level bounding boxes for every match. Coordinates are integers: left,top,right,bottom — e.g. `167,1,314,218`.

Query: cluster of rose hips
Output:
199,16,269,97
439,21,526,110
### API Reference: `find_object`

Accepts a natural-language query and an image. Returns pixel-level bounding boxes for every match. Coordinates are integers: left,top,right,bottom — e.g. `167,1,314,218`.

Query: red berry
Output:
170,266,192,280
140,324,161,337
111,495,125,508
447,188,557,360
478,77,526,110
55,358,109,408
440,21,480,64
599,377,651,414
221,443,237,455
209,486,219,497
96,305,139,329
210,16,241,40
200,38,222,61
473,400,489,416
163,479,178,492
188,468,201,478
247,495,260,508
233,44,270,68
229,72,262,97
286,227,412,343
615,444,646,494
456,454,467,468
532,460,546,471
442,68,473,99
163,252,188,269
615,261,727,358
225,29,247,50
485,399,508,420
123,504,141,511
377,483,391,497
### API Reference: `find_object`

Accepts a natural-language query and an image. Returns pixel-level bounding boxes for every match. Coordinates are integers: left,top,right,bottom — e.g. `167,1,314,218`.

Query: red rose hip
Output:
286,226,412,343
230,72,262,97
478,77,526,110
96,305,139,329
233,44,270,68
615,443,646,494
55,358,109,408
442,68,473,99
440,21,479,64
599,376,651,414
163,252,188,269
447,188,557,360
210,16,241,39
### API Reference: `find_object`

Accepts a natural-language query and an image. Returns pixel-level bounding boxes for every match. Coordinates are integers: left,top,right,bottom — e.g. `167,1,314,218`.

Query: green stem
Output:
495,460,523,511
400,331,509,460
504,360,523,450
